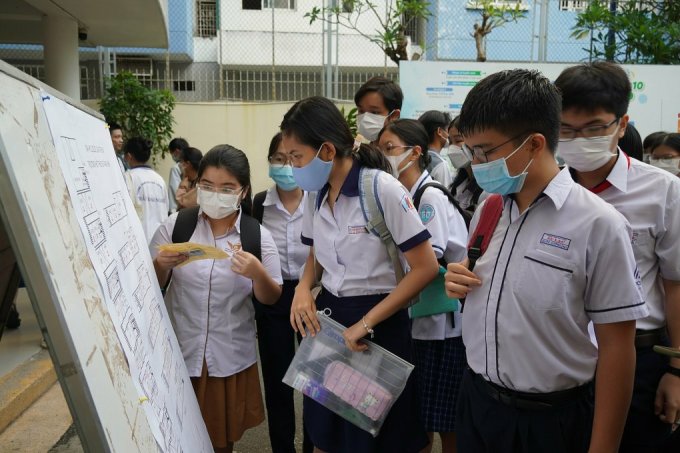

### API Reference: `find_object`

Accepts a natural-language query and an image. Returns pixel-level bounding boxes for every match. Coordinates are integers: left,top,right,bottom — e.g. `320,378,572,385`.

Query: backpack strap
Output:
239,213,262,262
252,190,266,224
172,206,200,243
413,181,472,228
467,194,504,271
358,167,405,283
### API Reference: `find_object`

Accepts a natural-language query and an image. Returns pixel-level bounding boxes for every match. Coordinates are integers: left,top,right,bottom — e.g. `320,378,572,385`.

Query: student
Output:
448,116,485,213
151,145,283,453
123,137,169,243
168,137,189,213
282,96,438,453
354,76,402,142
378,119,467,453
108,121,127,172
253,132,312,453
555,62,680,452
444,69,648,453
175,146,203,210
643,131,667,163
418,110,454,187
617,122,643,161
650,133,680,176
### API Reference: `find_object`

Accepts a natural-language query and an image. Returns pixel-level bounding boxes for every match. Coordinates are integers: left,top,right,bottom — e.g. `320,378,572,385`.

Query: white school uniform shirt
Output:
463,168,648,393
128,166,169,243
301,160,431,297
410,171,468,340
428,150,453,188
168,163,181,213
261,186,309,280
150,210,283,377
573,151,680,331
454,176,489,212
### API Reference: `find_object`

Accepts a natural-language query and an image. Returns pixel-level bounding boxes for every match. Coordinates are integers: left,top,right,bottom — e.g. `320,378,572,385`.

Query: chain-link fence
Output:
0,1,614,103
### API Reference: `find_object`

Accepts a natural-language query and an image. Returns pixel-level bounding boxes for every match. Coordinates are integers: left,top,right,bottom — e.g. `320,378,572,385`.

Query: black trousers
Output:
255,280,312,453
456,369,593,453
620,342,680,453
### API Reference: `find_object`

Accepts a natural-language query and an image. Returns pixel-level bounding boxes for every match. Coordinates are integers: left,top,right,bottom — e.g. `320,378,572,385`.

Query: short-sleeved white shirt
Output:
410,171,468,340
128,166,169,244
428,150,453,188
261,186,309,281
463,168,648,393
301,160,431,297
150,210,283,377
573,151,680,330
168,163,181,213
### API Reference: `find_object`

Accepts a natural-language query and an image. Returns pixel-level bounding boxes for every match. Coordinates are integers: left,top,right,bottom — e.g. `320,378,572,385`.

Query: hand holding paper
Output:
157,242,229,267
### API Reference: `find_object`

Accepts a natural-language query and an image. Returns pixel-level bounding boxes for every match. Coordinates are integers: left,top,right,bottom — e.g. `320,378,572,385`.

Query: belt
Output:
471,371,591,411
635,327,667,349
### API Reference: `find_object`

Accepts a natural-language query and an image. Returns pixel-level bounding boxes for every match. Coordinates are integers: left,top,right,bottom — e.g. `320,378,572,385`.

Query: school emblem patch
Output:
400,194,415,212
419,204,435,224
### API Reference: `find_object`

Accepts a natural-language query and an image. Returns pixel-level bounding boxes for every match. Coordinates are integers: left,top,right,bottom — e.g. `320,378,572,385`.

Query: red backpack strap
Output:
467,194,504,271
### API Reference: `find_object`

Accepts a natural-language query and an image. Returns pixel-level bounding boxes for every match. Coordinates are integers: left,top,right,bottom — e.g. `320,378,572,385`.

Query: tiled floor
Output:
0,289,42,377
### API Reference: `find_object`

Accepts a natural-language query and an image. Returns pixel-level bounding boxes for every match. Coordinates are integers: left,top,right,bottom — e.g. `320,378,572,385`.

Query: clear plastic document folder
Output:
282,311,414,437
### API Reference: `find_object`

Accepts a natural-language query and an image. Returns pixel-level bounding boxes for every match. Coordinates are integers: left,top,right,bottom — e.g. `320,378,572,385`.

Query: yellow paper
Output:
157,242,230,267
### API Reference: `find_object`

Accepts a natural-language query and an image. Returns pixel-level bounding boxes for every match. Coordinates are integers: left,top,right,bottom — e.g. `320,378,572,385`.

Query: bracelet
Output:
361,316,375,339
667,365,680,378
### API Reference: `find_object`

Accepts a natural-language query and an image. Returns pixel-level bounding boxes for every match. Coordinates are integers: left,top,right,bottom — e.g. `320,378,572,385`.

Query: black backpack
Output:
413,182,472,229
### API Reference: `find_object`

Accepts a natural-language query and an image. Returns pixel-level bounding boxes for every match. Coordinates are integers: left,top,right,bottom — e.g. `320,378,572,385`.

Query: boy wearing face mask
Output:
555,62,680,452
354,76,402,143
445,69,647,452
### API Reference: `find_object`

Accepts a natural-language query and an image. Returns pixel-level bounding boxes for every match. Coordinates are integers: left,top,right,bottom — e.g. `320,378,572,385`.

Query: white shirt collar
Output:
541,167,575,211
409,170,432,197
604,149,630,193
263,185,279,207
197,208,243,234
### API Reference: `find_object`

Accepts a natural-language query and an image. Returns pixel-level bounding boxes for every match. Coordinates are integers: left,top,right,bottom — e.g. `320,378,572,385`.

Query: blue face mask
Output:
292,144,333,192
269,164,298,191
471,135,533,195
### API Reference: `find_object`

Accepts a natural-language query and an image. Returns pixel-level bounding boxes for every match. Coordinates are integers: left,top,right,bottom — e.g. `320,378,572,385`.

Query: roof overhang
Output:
0,0,168,48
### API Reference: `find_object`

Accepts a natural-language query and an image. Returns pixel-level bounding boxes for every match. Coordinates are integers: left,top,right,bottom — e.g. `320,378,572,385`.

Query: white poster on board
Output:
400,61,680,139
40,92,212,453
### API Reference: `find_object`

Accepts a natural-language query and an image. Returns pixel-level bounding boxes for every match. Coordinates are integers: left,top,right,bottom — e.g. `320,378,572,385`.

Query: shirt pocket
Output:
631,229,654,262
513,251,575,311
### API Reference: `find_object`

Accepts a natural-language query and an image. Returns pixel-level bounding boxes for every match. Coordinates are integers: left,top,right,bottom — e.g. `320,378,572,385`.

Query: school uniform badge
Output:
419,204,435,224
400,194,415,212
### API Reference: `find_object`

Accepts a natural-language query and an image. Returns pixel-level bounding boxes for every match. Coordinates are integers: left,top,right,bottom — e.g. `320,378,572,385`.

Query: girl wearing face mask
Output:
418,110,454,187
151,145,283,453
175,146,203,210
378,119,468,453
251,133,312,453
650,133,680,176
448,116,486,212
283,96,438,453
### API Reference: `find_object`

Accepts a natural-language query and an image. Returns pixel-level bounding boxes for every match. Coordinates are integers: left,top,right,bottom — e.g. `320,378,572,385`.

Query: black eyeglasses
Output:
461,133,529,163
559,118,619,142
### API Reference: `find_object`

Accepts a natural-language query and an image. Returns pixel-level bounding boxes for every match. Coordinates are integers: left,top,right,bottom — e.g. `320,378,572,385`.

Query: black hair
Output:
181,147,203,173
418,110,452,145
109,122,122,134
353,76,404,112
268,132,283,159
653,133,680,154
381,119,432,172
458,69,561,153
617,123,643,161
451,169,483,210
197,145,253,215
124,137,153,163
169,137,189,152
449,115,461,131
643,131,668,152
280,96,390,172
555,61,631,118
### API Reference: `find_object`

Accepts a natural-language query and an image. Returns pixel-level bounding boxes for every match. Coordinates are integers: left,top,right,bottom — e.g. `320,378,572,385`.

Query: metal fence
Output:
0,1,618,102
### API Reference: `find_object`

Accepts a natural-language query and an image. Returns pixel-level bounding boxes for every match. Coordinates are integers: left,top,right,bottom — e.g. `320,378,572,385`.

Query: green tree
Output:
470,0,527,62
100,72,175,159
305,0,431,66
572,0,680,64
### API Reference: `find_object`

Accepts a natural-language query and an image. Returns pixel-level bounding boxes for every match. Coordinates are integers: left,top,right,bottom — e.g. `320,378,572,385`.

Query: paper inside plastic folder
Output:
157,242,229,267
282,312,414,436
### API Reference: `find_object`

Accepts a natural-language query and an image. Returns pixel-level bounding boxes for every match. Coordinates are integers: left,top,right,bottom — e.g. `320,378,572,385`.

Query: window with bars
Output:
559,0,589,11
196,0,217,37
263,0,296,9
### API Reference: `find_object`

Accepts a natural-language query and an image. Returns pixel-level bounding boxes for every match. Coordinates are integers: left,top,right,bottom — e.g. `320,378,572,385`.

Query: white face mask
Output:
385,147,415,179
197,187,241,219
357,112,388,142
558,127,619,172
447,145,470,169
649,157,680,176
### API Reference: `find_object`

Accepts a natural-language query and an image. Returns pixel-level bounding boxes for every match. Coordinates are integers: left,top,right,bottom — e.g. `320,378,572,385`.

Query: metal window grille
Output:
196,0,217,37
262,0,296,9
559,0,589,11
